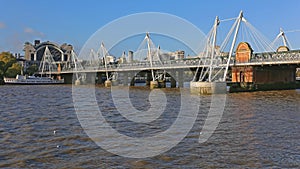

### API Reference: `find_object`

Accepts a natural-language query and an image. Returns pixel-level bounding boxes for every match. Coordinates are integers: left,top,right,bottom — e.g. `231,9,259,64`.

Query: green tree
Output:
0,52,15,64
0,52,21,84
26,64,38,75
5,63,21,78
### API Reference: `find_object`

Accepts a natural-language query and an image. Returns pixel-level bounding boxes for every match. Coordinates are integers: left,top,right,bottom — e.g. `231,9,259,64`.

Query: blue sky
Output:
1,0,300,56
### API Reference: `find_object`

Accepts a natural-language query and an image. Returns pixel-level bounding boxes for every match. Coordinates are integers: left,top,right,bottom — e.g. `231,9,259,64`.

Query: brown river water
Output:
0,85,299,168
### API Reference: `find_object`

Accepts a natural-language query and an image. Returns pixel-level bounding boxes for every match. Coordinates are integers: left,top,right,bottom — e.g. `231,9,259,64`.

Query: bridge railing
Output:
247,51,300,63
58,51,300,73
59,57,233,72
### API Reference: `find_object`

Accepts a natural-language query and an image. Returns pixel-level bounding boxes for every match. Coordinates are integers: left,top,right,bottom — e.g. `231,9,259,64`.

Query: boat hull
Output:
4,81,64,85
4,75,64,85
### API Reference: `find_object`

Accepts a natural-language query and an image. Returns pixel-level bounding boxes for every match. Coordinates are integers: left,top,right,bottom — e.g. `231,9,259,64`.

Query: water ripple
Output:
0,85,299,168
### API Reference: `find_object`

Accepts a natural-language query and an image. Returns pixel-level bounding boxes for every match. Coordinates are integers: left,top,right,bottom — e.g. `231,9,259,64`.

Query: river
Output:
0,85,299,168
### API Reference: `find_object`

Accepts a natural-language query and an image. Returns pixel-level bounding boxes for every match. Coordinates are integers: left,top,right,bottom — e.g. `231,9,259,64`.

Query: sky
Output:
1,0,300,56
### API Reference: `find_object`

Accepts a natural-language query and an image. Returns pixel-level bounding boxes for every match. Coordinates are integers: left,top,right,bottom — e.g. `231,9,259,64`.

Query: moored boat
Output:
4,75,64,85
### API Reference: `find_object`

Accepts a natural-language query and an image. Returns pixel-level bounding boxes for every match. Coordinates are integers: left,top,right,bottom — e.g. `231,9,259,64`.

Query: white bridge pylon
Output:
71,49,85,81
96,42,118,81
194,10,275,83
135,32,164,82
271,28,300,50
39,45,58,75
271,28,291,49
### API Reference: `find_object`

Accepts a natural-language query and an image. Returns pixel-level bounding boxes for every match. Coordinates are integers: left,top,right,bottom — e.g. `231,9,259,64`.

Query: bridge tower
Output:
97,42,119,87
190,11,246,94
145,33,159,89
272,28,292,52
139,32,166,89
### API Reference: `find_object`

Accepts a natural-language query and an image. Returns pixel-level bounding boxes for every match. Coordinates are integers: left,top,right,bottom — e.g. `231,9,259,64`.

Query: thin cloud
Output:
0,22,6,29
24,27,34,33
3,27,47,52
5,33,24,52
24,27,45,37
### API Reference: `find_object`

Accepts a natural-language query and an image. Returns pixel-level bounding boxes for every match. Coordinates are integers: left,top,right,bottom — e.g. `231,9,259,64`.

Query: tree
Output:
0,52,22,84
0,52,15,64
26,64,38,75
5,63,21,78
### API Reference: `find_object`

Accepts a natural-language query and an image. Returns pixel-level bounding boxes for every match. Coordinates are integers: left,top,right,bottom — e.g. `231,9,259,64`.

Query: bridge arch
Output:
34,42,64,62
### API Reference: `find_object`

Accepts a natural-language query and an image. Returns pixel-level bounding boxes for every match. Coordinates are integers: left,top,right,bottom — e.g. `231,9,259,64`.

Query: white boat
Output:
4,75,64,85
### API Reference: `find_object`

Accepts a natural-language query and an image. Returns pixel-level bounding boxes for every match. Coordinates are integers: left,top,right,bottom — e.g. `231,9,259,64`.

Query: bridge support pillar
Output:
122,73,128,86
170,77,176,88
75,79,81,85
146,71,151,86
130,79,135,86
105,80,112,87
178,70,184,88
169,70,176,88
190,81,227,95
150,81,158,89
129,72,135,86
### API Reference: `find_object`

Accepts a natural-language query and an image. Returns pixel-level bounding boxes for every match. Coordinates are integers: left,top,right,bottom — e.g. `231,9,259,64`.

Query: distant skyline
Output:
1,0,300,55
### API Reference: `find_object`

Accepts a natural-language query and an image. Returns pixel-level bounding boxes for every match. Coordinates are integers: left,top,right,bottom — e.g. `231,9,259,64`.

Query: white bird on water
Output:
53,130,57,135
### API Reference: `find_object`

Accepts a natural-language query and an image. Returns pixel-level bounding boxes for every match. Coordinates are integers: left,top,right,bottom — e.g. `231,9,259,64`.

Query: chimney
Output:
34,40,40,46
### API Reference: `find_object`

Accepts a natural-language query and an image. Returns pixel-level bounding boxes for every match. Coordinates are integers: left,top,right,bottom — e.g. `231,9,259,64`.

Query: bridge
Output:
53,50,300,73
37,11,300,93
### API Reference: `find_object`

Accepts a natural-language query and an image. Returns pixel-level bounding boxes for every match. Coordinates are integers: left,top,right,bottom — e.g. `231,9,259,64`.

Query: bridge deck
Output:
44,51,300,74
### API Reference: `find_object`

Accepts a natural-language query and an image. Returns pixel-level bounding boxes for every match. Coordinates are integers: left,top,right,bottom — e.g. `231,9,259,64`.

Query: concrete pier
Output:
130,74,135,86
178,70,184,88
104,80,112,87
146,71,151,86
190,81,227,94
123,73,128,86
169,71,177,88
75,79,81,85
150,81,159,89
170,78,176,88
